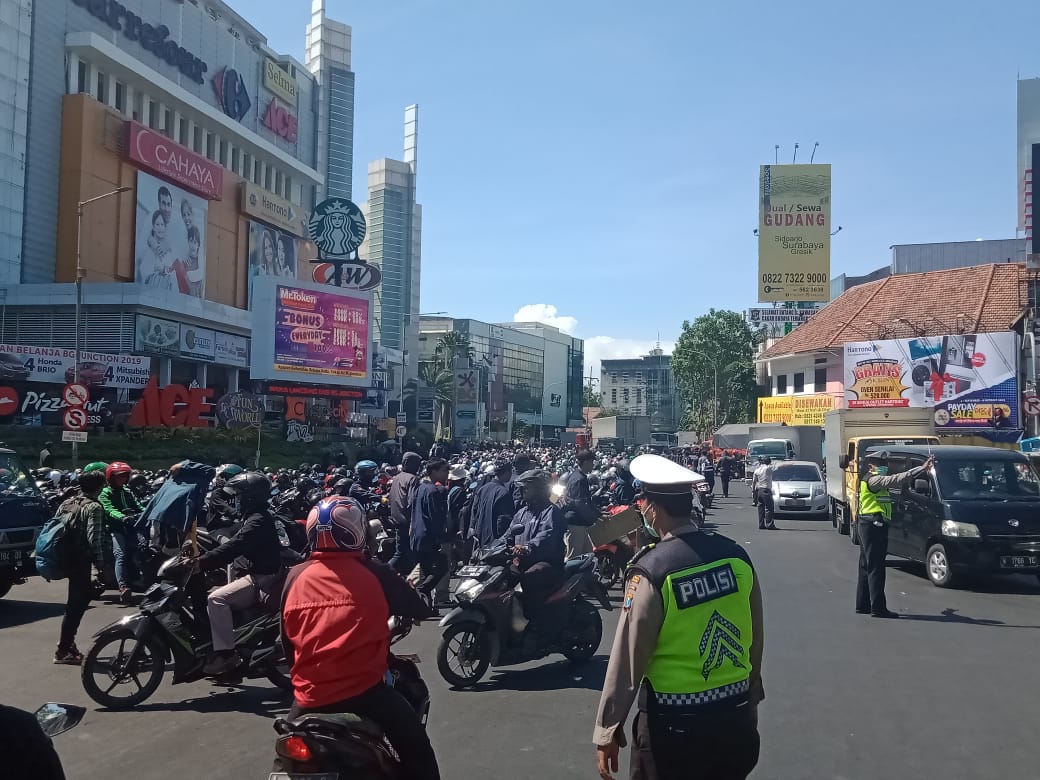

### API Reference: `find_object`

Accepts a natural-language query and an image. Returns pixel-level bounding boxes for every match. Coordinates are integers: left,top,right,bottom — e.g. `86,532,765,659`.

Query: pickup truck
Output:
0,449,51,598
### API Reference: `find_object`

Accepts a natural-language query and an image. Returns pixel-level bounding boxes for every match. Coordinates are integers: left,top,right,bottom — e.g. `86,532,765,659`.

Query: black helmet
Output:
515,468,552,488
296,477,318,494
333,477,353,496
225,471,273,514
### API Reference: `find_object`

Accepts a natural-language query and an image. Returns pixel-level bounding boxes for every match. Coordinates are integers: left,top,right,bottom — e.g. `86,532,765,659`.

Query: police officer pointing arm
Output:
594,455,765,780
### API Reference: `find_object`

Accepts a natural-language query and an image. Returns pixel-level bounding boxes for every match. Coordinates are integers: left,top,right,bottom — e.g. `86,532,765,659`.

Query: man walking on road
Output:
468,461,514,557
388,452,422,576
717,452,735,499
856,452,933,619
594,454,764,780
410,459,450,611
751,457,776,530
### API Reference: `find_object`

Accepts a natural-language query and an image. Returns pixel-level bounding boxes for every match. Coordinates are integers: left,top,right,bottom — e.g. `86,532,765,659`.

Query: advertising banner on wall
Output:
179,324,216,361
844,333,1020,429
214,332,250,368
756,395,835,426
135,315,180,356
757,164,831,303
241,183,308,238
248,220,298,308
126,121,223,199
250,278,371,388
135,171,208,297
0,344,150,389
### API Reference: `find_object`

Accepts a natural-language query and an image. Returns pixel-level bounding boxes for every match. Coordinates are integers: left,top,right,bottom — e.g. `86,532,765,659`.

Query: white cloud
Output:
513,304,578,334
512,302,671,380
584,336,675,379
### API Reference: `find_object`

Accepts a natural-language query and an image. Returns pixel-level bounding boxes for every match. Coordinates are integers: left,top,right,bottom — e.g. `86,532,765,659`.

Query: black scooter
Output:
435,542,612,688
80,555,291,709
271,618,430,778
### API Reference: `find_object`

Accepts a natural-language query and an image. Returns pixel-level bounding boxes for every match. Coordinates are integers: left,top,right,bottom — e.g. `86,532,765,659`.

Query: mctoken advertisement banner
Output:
758,164,831,303
844,333,1019,429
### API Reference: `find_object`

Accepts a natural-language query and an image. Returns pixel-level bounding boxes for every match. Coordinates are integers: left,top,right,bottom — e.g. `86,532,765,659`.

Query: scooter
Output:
435,542,613,688
271,618,430,778
80,555,291,710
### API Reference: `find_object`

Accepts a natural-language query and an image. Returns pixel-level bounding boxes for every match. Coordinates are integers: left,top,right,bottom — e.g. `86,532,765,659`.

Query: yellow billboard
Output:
758,164,831,302
757,394,835,426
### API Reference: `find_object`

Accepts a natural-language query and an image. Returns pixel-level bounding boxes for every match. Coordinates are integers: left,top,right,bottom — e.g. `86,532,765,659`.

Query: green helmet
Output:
218,463,245,479
83,462,109,474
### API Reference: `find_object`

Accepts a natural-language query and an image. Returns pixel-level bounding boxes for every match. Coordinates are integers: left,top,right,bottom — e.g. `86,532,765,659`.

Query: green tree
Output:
435,331,474,369
419,361,454,439
583,383,602,407
671,309,760,436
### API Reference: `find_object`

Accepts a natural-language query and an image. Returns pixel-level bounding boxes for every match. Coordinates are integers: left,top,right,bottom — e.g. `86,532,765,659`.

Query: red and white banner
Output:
126,121,223,200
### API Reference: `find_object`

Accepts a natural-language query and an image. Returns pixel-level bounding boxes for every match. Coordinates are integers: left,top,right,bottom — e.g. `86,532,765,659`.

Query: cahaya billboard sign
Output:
758,164,830,303
844,333,1020,429
126,121,223,200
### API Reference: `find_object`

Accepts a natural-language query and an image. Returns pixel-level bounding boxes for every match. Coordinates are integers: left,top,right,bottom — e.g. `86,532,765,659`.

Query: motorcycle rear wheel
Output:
81,629,165,709
437,622,490,688
562,599,602,663
266,659,293,691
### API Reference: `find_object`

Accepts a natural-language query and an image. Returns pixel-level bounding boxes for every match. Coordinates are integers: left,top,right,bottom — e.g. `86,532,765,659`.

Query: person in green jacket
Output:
99,461,145,604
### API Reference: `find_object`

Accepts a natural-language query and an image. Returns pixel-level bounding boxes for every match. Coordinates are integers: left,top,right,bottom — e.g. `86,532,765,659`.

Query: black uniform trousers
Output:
720,474,731,498
59,553,93,650
856,515,889,613
755,489,775,528
631,705,760,780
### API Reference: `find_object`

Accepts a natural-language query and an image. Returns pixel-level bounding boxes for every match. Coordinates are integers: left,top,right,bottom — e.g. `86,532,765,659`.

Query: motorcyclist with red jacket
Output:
281,496,439,780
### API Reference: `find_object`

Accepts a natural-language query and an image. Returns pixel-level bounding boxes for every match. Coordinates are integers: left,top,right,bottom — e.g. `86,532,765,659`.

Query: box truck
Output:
591,415,651,448
744,425,825,480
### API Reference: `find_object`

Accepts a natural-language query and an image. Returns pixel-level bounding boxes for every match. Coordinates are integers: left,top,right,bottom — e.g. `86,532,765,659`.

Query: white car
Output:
770,461,827,518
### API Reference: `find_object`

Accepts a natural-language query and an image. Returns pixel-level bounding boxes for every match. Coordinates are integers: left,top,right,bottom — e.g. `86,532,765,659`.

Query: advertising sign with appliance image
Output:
134,171,207,297
844,332,1020,429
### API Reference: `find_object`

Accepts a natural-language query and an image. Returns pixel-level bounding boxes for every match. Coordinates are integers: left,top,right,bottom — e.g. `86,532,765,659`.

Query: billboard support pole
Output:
255,420,262,470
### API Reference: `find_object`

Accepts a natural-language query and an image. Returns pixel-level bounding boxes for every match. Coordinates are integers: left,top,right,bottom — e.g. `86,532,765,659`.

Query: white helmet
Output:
48,470,62,488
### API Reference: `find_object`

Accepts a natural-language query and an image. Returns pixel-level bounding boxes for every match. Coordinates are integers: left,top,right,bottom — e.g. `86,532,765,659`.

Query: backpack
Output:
34,499,84,581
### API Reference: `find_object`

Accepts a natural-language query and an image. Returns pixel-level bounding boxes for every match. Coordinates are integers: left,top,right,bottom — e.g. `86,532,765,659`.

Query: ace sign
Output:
129,377,214,428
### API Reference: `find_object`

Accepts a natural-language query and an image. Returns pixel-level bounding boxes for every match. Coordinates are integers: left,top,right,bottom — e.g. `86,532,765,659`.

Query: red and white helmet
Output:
106,461,132,482
306,497,366,552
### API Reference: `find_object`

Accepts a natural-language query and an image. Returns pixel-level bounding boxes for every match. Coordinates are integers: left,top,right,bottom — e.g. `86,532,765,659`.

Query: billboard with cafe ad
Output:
758,164,831,303
843,333,1020,429
250,278,371,388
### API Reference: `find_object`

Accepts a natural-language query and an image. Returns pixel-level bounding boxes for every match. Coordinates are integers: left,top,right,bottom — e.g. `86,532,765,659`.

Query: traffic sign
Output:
396,425,407,438
61,430,88,443
63,407,88,431
63,383,90,407
396,412,408,423
0,387,18,417
1025,394,1040,416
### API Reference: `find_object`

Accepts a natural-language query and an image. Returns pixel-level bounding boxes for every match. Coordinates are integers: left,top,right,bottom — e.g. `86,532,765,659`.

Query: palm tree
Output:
419,361,454,439
435,331,474,369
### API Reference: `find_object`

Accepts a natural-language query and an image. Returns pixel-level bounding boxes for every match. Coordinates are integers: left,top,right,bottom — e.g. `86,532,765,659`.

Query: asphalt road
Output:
3,482,1039,779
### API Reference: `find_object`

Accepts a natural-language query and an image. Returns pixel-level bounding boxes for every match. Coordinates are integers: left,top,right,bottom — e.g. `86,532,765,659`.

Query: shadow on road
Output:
897,608,1040,629
462,655,609,693
116,686,291,716
887,561,1040,595
0,598,66,629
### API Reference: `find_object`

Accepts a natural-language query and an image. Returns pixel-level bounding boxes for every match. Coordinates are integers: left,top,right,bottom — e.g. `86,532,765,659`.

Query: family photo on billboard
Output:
248,221,298,307
134,171,207,298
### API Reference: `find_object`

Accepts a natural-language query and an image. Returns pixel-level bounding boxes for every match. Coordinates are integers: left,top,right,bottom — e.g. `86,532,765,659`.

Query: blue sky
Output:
246,0,1038,372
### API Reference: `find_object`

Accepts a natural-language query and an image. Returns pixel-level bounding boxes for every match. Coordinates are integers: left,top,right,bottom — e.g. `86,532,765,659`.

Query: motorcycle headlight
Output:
941,520,980,538
454,577,486,602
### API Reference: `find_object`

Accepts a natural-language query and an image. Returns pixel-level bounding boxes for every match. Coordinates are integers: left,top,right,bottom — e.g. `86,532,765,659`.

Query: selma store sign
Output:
126,121,223,200
71,0,208,84
264,60,298,105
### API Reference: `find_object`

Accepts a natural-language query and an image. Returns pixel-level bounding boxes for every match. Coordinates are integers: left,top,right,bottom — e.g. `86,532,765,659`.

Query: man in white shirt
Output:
751,457,777,530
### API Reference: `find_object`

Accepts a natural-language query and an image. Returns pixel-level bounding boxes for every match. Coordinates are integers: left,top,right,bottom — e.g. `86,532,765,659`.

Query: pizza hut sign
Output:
126,121,223,200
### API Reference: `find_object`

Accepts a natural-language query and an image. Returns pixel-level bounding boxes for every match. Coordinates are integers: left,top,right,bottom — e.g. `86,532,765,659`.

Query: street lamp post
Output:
73,186,130,468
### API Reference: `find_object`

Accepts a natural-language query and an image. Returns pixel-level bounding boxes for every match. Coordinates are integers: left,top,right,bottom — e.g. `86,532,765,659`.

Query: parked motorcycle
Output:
271,617,430,777
435,542,612,688
80,555,291,709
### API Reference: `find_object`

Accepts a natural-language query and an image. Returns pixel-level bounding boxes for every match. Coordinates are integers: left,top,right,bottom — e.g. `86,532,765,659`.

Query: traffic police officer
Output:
593,454,764,780
856,451,933,618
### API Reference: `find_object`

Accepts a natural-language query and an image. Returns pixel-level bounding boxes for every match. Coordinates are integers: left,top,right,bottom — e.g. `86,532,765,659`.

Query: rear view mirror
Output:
913,479,931,497
34,702,86,737
839,456,849,470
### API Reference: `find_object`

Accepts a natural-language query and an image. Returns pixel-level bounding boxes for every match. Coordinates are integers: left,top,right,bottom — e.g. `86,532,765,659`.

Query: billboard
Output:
0,343,149,389
248,220,298,307
757,394,835,426
250,278,371,387
214,332,250,368
758,164,831,302
134,171,208,297
126,121,223,199
135,315,180,356
844,333,1020,429
179,324,216,362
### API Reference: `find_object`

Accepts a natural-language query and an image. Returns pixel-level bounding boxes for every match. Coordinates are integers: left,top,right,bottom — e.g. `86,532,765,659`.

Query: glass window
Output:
96,71,106,103
935,458,1040,499
815,368,827,390
794,372,805,393
772,464,822,481
77,61,87,93
114,81,125,112
776,375,788,394
0,453,42,498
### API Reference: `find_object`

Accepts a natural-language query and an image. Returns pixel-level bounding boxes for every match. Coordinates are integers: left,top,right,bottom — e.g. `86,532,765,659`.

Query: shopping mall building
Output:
0,0,365,429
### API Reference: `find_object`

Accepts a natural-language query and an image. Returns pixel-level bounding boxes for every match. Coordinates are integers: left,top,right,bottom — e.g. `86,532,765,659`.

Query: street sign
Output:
457,410,476,419
396,412,408,423
62,407,88,431
61,430,88,443
1025,394,1040,416
63,383,90,407
396,425,407,437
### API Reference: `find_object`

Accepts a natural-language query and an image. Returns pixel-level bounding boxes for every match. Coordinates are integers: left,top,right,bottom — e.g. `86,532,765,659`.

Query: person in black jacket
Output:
469,461,515,556
409,459,450,609
560,450,598,559
196,471,283,675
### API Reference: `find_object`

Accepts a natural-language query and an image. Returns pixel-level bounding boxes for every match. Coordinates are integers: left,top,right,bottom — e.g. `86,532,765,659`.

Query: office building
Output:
359,106,422,384
600,348,680,431
306,0,355,201
419,317,585,433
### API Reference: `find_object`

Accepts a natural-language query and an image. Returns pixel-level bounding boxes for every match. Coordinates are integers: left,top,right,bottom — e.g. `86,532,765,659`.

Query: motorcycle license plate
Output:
269,774,339,780
457,565,488,577
999,555,1039,569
